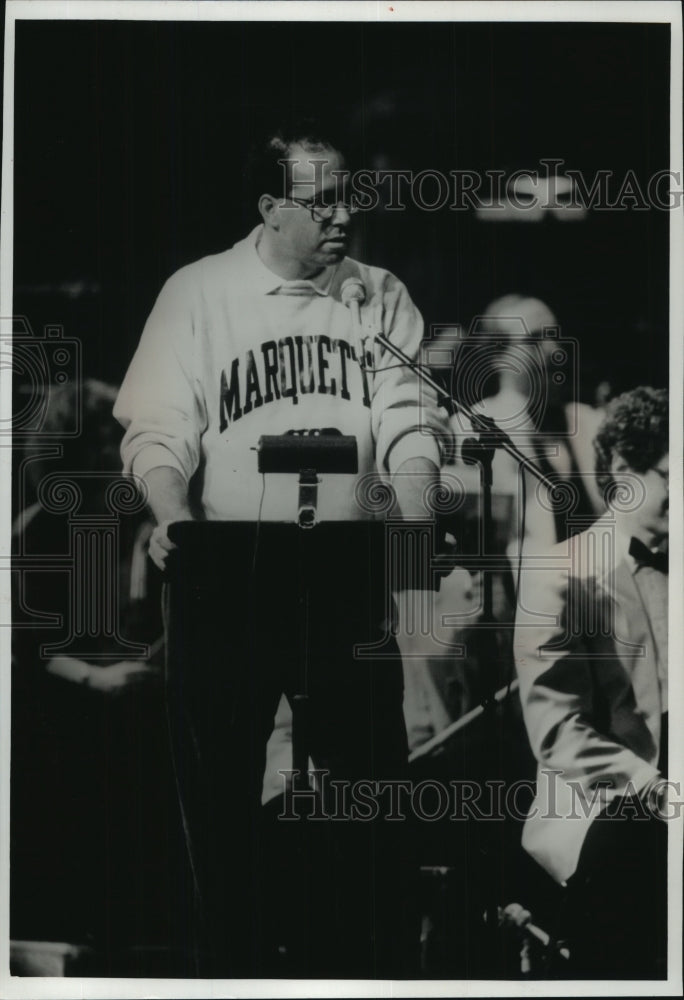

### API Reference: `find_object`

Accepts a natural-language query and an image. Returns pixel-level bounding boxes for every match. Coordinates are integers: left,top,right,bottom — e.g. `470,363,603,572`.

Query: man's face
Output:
276,142,351,275
611,451,669,545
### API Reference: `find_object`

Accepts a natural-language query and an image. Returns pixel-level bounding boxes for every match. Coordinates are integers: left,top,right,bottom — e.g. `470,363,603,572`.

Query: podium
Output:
167,519,394,789
162,519,415,977
166,519,389,621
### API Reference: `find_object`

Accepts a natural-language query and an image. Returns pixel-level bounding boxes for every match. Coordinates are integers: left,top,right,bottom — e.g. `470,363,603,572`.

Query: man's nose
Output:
330,204,351,225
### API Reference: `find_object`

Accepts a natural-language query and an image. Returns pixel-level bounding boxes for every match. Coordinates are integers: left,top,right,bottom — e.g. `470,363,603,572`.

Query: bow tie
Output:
629,536,668,573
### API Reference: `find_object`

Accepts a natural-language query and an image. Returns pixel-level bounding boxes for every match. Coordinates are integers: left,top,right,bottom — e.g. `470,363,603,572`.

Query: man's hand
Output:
149,519,178,571
141,466,194,570
86,661,158,694
46,655,158,694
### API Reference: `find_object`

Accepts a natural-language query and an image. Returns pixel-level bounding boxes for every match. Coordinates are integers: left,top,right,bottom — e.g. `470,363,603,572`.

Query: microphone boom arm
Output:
376,329,560,954
374,331,556,491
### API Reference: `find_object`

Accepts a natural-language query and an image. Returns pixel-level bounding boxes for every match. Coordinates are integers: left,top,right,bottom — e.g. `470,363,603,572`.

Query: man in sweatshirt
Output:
114,117,450,978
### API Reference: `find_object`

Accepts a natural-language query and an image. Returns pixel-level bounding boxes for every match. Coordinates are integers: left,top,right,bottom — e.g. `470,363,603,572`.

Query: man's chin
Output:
650,518,669,545
320,247,347,264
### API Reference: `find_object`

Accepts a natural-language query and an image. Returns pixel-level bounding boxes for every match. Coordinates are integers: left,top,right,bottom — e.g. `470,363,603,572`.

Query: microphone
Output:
341,277,367,363
497,904,570,962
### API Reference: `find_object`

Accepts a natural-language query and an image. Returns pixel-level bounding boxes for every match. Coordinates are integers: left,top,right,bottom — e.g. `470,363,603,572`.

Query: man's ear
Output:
609,453,631,477
258,194,280,230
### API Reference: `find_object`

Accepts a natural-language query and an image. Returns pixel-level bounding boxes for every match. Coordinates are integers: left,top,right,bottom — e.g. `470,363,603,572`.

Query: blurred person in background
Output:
456,294,606,557
11,379,179,972
398,294,608,747
12,379,162,688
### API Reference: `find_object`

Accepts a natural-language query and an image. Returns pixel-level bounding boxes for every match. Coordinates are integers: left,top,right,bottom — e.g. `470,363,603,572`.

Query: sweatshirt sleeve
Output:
370,274,452,473
113,269,208,483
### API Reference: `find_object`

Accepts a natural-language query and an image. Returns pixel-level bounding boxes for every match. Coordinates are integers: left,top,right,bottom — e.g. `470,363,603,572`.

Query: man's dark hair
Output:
244,115,349,207
594,386,668,493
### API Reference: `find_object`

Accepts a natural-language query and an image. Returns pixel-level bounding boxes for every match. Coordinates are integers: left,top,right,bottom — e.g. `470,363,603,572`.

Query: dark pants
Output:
564,798,668,979
163,522,415,978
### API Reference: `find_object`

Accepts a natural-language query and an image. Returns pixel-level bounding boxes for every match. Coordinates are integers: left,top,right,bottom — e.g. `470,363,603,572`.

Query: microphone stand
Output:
375,333,556,484
374,332,557,964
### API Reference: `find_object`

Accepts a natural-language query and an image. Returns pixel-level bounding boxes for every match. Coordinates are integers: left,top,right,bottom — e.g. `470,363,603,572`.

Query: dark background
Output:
9,15,672,978
13,19,670,395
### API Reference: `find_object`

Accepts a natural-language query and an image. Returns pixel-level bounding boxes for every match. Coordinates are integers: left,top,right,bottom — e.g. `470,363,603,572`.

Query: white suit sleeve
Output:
114,270,208,483
514,561,660,799
370,275,451,473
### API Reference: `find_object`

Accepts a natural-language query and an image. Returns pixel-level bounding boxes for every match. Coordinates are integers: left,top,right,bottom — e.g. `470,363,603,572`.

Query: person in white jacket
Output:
114,117,450,978
514,386,669,978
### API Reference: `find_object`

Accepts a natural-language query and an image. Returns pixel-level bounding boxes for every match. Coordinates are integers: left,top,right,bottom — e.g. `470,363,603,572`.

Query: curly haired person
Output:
514,386,669,978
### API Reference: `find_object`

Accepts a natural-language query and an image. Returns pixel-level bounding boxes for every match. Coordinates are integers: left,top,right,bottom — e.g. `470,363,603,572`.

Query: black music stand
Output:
167,430,384,800
256,430,359,793
165,499,399,974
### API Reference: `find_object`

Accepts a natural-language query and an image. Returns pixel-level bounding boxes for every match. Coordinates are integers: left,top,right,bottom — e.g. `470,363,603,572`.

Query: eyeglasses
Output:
289,196,361,223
